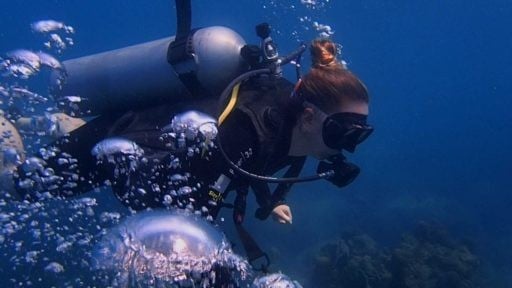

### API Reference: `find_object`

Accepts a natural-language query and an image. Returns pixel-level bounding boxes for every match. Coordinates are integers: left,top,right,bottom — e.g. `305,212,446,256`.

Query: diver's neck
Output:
287,125,308,157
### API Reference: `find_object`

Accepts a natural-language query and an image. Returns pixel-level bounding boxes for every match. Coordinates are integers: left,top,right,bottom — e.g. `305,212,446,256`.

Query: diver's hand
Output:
272,204,293,224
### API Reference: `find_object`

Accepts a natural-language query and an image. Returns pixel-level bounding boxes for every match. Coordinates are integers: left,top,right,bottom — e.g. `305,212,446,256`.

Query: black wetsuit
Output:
16,77,305,221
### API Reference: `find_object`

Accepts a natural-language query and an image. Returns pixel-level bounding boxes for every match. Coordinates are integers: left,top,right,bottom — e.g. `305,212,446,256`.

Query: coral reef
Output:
390,222,479,288
312,233,391,288
309,222,480,288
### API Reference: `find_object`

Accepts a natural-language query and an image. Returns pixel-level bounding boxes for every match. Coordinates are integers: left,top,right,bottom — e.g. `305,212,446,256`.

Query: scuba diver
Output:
14,37,372,223
8,0,373,271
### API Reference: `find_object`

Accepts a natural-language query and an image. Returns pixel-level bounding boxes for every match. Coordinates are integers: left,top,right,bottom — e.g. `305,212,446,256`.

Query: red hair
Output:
297,39,369,113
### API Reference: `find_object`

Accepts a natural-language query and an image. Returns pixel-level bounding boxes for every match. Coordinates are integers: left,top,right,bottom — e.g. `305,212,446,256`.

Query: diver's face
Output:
303,101,370,160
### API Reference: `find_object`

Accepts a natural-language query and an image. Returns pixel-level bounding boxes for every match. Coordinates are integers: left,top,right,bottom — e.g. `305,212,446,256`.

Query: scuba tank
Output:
51,26,247,116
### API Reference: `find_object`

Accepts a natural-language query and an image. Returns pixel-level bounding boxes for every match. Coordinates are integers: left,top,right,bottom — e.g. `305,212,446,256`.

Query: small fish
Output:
36,51,62,70
91,137,144,158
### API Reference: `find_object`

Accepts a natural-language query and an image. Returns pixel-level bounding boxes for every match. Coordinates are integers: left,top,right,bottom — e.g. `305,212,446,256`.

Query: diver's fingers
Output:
272,204,293,224
281,206,293,224
281,208,292,224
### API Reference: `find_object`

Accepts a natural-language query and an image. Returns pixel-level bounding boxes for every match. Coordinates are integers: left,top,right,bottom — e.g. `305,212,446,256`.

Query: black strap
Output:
233,187,248,224
254,157,306,220
235,224,270,272
174,0,191,39
272,157,306,201
231,187,270,272
167,0,210,98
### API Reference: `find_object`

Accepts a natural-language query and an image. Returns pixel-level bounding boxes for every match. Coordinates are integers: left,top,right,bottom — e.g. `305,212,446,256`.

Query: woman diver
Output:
14,38,372,227
0,0,374,280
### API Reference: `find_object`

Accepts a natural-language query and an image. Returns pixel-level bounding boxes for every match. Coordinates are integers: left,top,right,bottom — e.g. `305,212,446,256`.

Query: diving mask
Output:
322,112,373,152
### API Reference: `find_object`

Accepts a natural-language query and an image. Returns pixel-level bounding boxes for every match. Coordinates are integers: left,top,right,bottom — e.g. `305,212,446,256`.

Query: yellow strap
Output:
218,83,241,126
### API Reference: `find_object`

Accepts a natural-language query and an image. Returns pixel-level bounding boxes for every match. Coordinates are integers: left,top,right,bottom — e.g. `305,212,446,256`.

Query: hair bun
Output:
310,39,339,68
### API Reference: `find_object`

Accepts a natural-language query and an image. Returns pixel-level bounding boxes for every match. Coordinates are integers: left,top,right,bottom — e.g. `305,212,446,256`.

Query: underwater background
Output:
1,0,511,287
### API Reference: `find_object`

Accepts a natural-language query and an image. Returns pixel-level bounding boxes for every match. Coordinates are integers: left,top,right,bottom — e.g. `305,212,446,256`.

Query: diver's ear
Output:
299,107,315,131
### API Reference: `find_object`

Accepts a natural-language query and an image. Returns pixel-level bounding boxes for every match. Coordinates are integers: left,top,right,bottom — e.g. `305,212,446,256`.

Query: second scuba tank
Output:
52,26,248,116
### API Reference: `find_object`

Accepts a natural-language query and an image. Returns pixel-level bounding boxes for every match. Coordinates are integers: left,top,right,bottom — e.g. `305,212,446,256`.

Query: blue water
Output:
1,0,511,286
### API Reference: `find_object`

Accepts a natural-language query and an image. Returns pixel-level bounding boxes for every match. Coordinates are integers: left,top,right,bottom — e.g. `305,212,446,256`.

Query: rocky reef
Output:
311,232,391,288
390,222,479,288
309,222,480,288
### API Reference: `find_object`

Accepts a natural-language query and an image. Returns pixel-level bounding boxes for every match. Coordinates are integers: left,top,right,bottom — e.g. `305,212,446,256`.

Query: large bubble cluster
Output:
31,20,75,54
260,0,335,41
161,110,218,155
312,21,334,38
92,137,144,173
1,20,72,140
84,111,219,215
0,194,124,287
92,210,250,287
1,49,63,80
252,273,304,288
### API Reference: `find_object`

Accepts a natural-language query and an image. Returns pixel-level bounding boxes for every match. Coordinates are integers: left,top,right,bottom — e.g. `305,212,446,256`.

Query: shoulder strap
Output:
236,224,270,272
233,187,271,272
218,83,241,125
167,0,210,98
